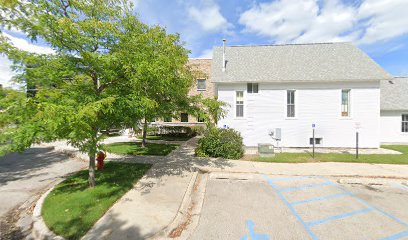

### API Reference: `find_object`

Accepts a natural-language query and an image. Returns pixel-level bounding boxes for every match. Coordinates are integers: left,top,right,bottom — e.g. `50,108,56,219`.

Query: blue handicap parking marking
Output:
380,230,408,240
263,175,408,240
240,220,269,240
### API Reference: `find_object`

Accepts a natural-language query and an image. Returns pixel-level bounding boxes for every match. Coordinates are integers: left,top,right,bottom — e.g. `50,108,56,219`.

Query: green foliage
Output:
190,125,206,136
196,127,244,159
104,142,178,156
189,96,228,126
0,0,194,186
42,162,151,240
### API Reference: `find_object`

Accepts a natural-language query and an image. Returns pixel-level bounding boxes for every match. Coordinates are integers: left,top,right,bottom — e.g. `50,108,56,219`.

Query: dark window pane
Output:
247,83,252,93
253,83,258,93
181,113,188,122
403,122,408,133
287,105,295,118
236,105,243,117
197,79,206,90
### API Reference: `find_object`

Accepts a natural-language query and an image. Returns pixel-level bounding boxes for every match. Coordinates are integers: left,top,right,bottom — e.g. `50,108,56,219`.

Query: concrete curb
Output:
149,170,209,240
32,179,66,240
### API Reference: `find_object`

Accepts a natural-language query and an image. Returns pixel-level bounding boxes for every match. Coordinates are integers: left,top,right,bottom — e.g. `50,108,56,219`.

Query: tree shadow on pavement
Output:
115,137,234,195
0,147,79,185
82,212,146,240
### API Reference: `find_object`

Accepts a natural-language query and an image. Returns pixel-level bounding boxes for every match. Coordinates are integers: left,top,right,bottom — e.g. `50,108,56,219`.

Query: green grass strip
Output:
42,162,151,240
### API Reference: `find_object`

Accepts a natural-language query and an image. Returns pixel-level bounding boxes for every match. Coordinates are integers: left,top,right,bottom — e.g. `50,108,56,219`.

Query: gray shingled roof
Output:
212,42,391,83
381,77,408,111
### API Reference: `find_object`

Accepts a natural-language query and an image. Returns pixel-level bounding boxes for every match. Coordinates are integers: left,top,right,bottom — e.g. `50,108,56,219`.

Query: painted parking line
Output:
279,181,332,193
264,175,408,240
290,192,351,206
240,220,269,240
305,207,373,227
264,176,319,240
321,176,408,228
380,230,408,240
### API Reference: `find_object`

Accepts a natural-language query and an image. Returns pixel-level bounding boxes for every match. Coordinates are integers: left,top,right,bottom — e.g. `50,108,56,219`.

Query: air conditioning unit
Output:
258,143,275,157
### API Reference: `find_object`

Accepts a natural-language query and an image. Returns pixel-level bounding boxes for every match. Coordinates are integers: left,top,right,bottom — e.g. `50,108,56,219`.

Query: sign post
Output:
312,124,316,158
355,122,361,159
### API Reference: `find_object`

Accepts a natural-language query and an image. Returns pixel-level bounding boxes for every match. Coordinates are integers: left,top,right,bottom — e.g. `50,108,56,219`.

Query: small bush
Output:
190,125,206,136
195,127,244,159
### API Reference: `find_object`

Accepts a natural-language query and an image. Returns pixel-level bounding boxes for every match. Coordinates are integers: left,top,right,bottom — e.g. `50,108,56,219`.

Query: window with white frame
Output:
402,114,408,132
197,79,206,91
287,90,295,118
236,91,244,117
341,89,350,117
247,83,258,93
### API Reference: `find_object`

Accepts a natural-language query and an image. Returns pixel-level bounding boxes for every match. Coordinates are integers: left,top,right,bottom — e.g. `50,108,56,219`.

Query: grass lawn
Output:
42,162,151,240
104,141,178,156
247,145,408,164
136,135,192,141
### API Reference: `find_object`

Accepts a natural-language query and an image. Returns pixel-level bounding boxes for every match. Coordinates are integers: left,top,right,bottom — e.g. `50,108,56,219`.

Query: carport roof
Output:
381,77,408,111
212,42,391,83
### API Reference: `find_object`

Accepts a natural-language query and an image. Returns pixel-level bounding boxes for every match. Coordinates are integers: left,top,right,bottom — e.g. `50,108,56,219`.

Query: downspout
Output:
222,39,226,72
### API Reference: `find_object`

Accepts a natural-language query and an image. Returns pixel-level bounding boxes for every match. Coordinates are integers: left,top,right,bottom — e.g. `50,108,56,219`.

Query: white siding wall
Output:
380,111,408,143
217,81,380,148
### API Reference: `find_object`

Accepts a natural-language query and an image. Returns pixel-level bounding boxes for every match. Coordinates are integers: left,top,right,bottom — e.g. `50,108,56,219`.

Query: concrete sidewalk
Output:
195,159,408,179
39,137,408,240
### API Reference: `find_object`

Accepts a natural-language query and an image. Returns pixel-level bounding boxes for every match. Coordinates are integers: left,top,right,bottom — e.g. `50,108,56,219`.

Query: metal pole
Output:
356,131,359,159
312,128,315,158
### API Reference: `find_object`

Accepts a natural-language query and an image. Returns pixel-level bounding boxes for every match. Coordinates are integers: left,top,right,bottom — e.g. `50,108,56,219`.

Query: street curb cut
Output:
32,179,66,240
149,171,199,239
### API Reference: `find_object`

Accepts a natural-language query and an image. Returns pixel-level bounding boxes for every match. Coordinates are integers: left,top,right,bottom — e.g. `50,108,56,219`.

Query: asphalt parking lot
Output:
191,173,408,240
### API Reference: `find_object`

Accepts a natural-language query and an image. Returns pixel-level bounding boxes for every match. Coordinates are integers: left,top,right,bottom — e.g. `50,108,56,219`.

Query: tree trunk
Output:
141,119,148,148
88,153,96,187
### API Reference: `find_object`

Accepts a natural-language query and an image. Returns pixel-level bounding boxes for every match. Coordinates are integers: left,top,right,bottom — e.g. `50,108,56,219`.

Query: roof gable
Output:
381,77,408,111
212,42,391,83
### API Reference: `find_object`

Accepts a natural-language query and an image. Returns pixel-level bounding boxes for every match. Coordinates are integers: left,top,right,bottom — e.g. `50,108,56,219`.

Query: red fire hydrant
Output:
96,151,106,171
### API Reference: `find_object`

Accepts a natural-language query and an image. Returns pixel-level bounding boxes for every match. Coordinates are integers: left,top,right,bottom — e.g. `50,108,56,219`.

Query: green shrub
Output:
195,127,244,159
190,125,206,136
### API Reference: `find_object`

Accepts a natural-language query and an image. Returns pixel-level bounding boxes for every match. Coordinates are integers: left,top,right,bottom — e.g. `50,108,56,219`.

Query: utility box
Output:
275,128,281,141
258,143,275,157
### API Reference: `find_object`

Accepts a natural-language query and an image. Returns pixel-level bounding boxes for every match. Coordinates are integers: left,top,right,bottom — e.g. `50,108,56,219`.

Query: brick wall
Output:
155,58,215,125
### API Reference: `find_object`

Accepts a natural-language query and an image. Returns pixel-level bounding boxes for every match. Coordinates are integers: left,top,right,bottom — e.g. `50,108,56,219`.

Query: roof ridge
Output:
215,42,351,48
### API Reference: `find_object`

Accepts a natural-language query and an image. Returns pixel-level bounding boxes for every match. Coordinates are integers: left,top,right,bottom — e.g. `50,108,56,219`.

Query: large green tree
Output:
115,22,194,147
0,0,193,187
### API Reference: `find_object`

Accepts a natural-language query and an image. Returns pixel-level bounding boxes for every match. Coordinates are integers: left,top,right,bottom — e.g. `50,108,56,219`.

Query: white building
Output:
380,77,408,144
211,42,405,148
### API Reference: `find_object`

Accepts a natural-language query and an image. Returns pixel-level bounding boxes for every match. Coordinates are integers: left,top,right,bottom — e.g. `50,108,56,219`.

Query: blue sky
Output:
1,0,408,87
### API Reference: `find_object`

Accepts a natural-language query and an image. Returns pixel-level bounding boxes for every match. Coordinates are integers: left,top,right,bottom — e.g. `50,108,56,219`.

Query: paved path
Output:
33,137,408,239
82,138,200,240
0,146,86,239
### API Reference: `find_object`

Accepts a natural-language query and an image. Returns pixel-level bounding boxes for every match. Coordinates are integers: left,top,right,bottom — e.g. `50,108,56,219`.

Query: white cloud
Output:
357,0,408,44
0,56,14,88
197,48,213,58
2,33,54,54
239,0,320,42
188,2,232,33
1,33,54,87
239,0,408,45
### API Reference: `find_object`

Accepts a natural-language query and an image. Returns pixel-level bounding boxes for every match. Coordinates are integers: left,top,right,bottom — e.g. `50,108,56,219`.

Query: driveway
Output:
0,146,86,239
191,173,408,240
